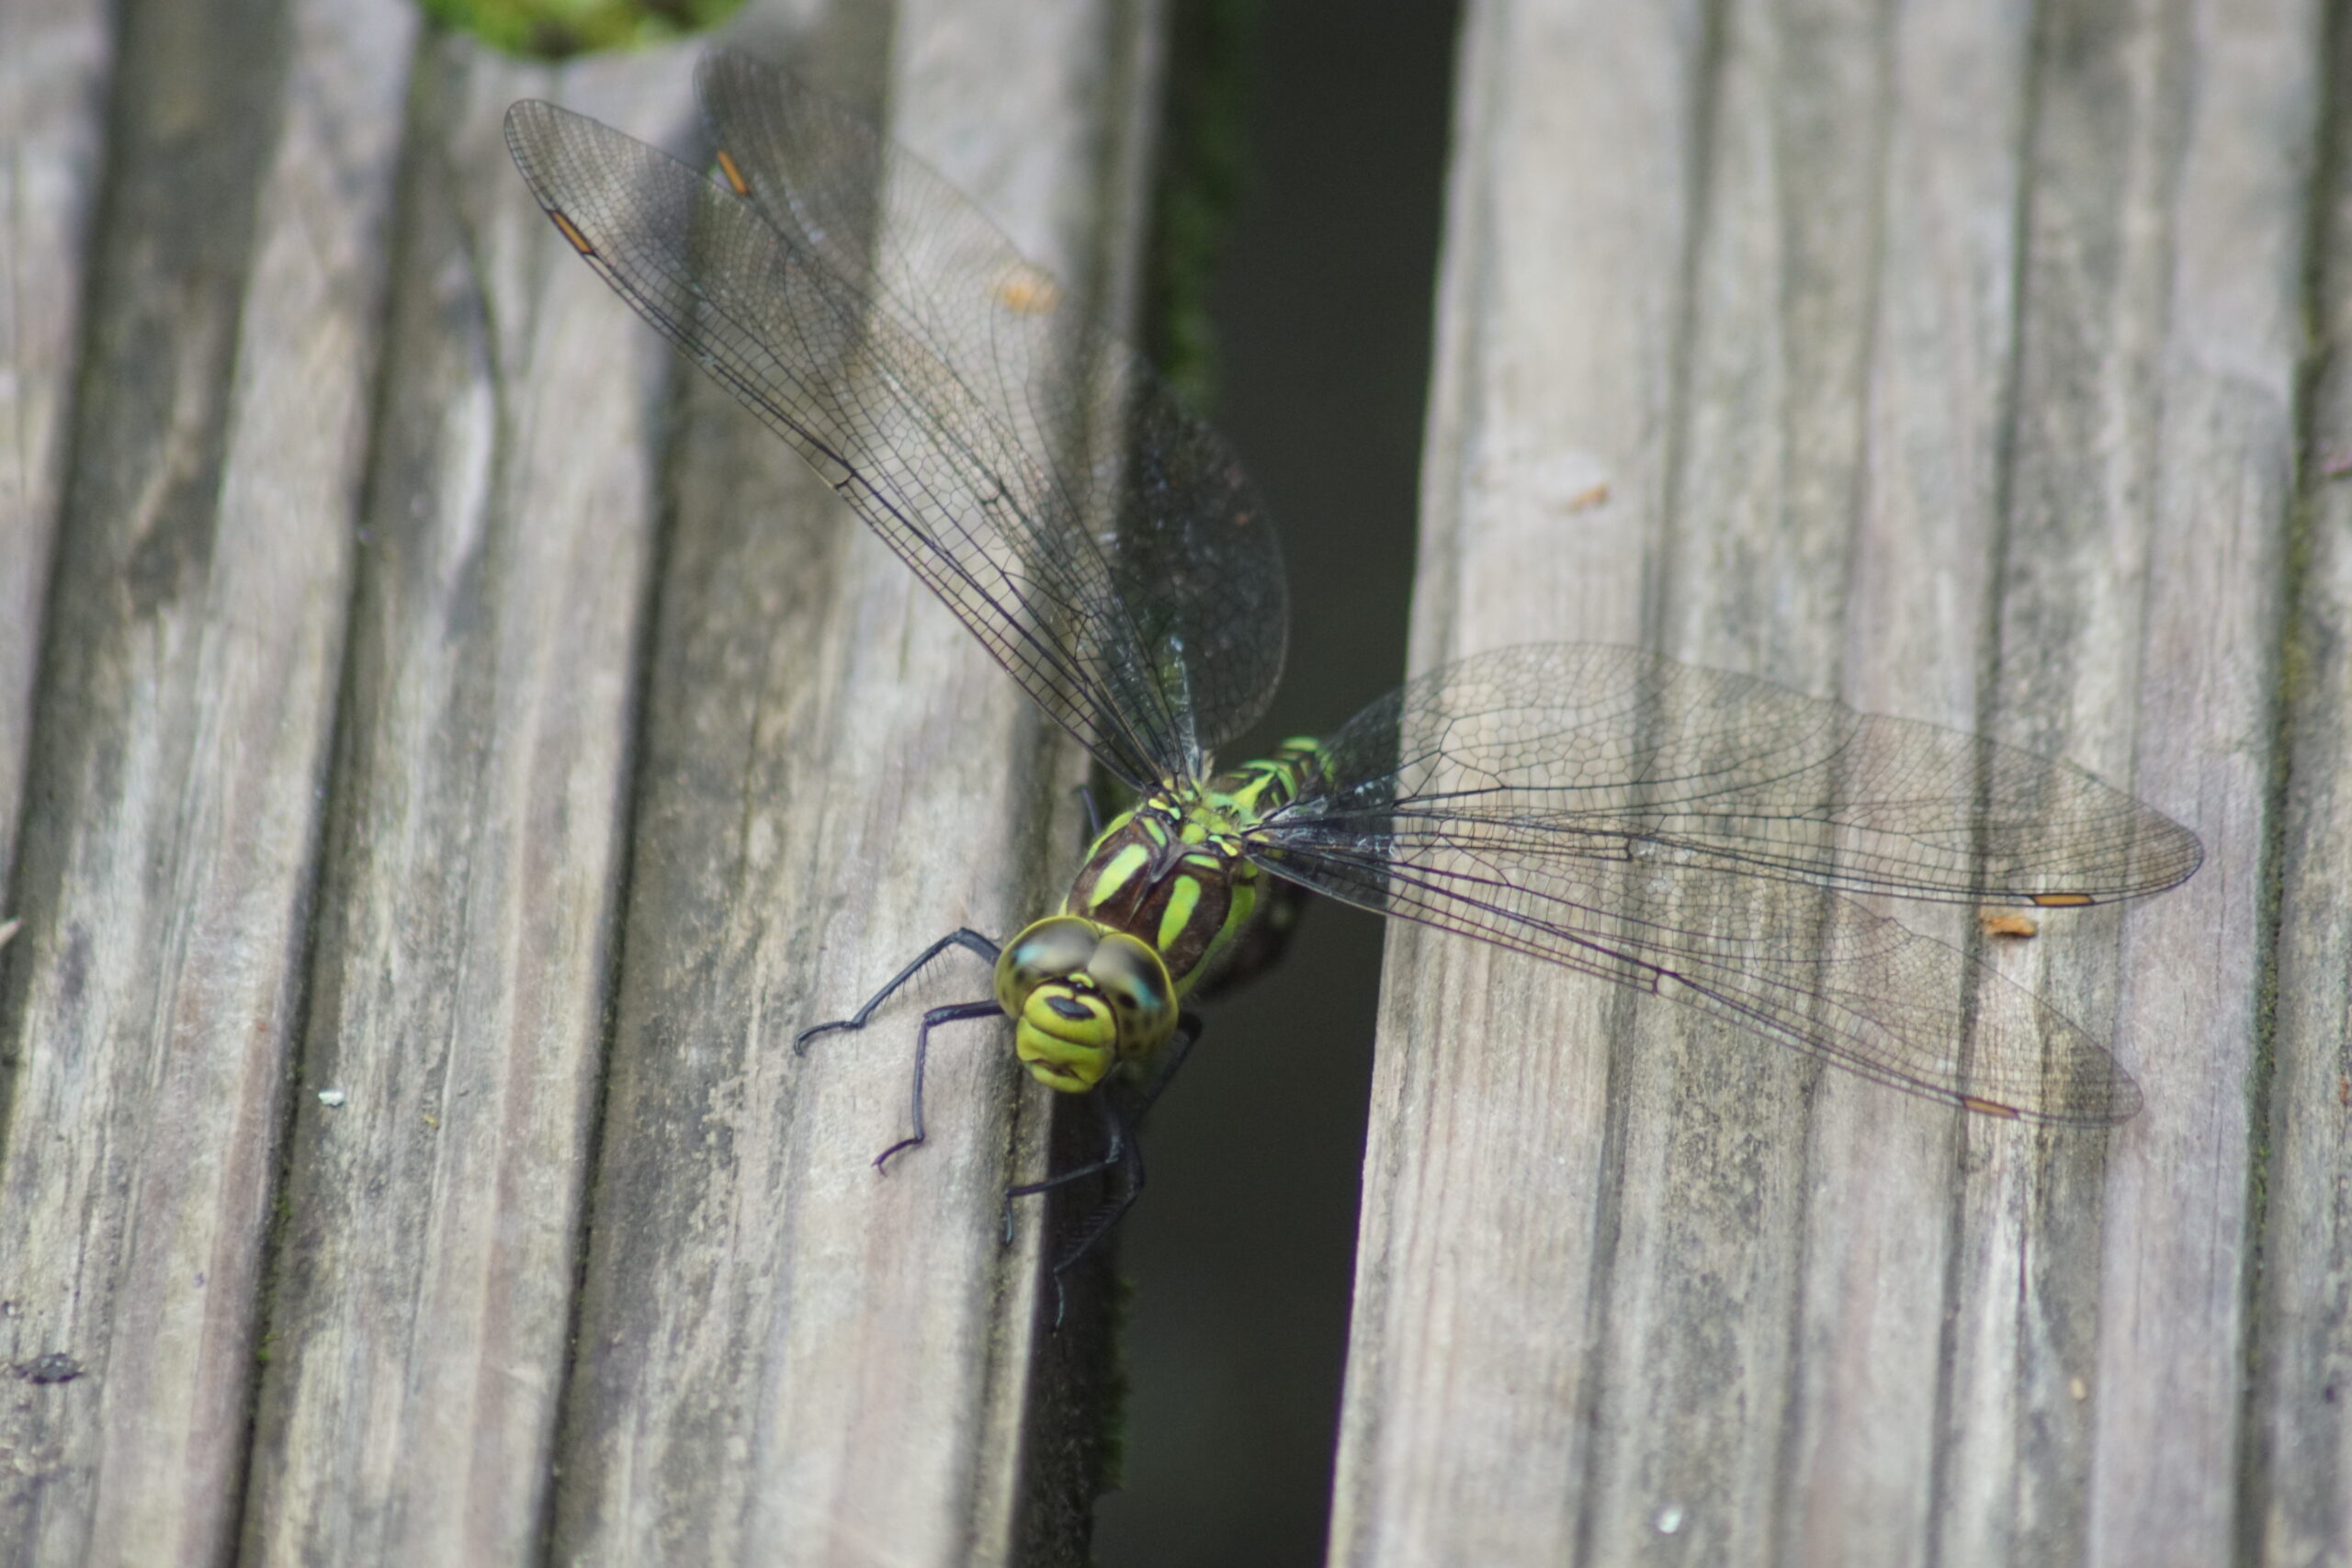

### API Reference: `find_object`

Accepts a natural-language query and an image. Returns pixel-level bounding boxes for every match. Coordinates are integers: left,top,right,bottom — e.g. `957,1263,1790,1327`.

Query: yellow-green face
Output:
994,916,1176,1092
997,741,1329,1095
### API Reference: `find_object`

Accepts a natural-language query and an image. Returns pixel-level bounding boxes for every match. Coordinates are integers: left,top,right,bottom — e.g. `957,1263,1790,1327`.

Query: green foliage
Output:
1143,0,1261,412
418,0,746,59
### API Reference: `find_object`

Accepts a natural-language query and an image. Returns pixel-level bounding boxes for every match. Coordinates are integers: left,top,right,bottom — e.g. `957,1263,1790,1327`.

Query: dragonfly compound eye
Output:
995,916,1102,1016
1081,933,1177,1058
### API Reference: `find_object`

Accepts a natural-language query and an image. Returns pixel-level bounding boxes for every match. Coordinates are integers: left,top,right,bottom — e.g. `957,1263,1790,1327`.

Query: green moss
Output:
1141,0,1261,413
417,0,747,60
1096,1268,1136,1497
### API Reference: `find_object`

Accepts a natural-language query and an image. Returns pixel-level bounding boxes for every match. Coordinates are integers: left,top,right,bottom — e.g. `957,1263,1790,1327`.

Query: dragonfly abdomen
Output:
1208,738,1326,819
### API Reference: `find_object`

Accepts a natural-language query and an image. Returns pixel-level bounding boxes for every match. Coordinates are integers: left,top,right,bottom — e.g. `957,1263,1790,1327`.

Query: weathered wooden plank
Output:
1328,3,1777,1556
1989,3,2302,1562
0,0,109,893
2249,7,2352,1559
1329,2,2310,1565
233,41,684,1566
0,0,413,1561
5,0,1164,1558
1777,5,2028,1560
1328,4,1697,1560
543,5,1160,1564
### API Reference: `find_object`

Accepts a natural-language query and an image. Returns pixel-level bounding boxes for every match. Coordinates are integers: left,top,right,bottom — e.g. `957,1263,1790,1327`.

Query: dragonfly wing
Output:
505,60,1286,785
1246,826,2143,1122
1276,643,2199,907
693,51,1287,761
1241,642,2198,1122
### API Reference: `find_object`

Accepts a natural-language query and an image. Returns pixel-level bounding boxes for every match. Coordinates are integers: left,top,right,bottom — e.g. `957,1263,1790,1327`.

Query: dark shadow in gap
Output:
1091,0,1463,1562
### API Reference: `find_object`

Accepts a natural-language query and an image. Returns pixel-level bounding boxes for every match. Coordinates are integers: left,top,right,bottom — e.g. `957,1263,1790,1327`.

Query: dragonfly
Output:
505,51,2202,1294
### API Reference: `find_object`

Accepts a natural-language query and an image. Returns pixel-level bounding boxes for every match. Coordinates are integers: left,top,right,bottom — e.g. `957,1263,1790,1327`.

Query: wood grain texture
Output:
2248,3,2352,1561
540,5,1160,1565
0,1,1157,1562
233,42,684,1567
1329,1,2314,1564
0,0,109,894
0,0,414,1560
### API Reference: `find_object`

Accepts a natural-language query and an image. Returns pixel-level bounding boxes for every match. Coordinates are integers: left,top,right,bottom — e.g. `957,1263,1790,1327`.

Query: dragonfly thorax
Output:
995,743,1329,1095
1062,787,1262,998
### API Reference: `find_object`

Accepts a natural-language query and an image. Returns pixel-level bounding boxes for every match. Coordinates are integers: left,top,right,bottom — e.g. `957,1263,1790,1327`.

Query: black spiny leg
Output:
1003,1010,1204,1326
872,998,1001,1170
793,928,1002,1055
1007,1091,1140,1329
999,1010,1202,1235
796,929,1004,1171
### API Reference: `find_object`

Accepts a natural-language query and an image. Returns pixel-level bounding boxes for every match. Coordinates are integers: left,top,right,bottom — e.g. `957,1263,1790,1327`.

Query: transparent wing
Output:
1247,644,2203,1122
693,52,1287,761
1276,644,2199,904
504,57,1285,786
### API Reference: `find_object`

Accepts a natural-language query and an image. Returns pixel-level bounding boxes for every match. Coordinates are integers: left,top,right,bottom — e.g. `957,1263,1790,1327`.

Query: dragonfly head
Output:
995,916,1175,1092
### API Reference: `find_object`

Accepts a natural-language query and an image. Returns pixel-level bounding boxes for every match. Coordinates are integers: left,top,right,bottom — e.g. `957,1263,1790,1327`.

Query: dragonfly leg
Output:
874,999,1001,1172
1001,1092,1129,1239
996,1011,1202,1241
1001,1090,1145,1329
1072,782,1103,838
794,928,1001,1055
1054,1094,1146,1328
1003,1012,1204,1328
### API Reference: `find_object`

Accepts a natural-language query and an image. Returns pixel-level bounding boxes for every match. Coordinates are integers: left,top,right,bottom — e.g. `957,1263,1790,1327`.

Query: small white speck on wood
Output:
235,39,687,1568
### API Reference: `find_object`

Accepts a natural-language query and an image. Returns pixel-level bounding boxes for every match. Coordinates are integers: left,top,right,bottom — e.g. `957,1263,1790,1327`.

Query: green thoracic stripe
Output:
1091,841,1151,908
1157,875,1204,953
1054,740,1332,1002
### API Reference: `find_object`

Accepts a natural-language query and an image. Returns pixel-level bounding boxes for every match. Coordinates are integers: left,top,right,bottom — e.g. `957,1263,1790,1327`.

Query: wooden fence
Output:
0,0,2341,1563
